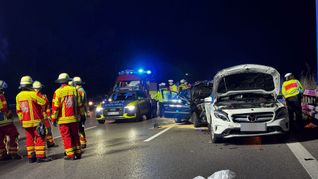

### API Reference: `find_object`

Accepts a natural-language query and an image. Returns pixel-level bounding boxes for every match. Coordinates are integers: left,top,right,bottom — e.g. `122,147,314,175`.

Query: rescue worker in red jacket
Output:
33,81,56,148
16,76,51,163
0,80,21,160
51,73,82,160
73,76,88,149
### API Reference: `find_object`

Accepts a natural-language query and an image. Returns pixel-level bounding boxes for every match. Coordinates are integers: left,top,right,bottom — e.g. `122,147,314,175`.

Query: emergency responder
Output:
178,79,189,92
16,76,51,163
168,80,178,93
33,81,56,148
156,83,167,117
0,80,21,160
51,73,82,160
282,73,304,131
73,76,87,149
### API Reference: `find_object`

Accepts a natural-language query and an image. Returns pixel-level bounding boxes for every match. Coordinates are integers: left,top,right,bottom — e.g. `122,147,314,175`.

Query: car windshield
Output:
161,90,178,101
112,92,137,101
217,73,275,93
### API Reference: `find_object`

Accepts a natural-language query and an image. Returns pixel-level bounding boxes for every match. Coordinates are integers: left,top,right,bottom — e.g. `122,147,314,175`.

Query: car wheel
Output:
209,123,222,143
192,112,201,128
97,120,105,124
135,109,142,122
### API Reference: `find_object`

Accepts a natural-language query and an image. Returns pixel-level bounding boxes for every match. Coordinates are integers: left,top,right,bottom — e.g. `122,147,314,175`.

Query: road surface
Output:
0,116,318,179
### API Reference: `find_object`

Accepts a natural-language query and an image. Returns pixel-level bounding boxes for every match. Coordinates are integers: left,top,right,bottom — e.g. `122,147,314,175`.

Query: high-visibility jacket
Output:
76,86,87,116
0,94,13,126
282,79,304,99
51,84,82,124
16,90,46,128
178,84,189,92
37,92,52,128
169,84,178,93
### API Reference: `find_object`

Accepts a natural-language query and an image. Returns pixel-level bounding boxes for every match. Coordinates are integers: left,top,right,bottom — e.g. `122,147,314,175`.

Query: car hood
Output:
213,64,280,97
102,100,137,108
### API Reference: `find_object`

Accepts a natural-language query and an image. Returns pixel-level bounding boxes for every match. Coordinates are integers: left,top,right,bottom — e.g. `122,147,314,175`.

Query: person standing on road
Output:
0,80,22,161
73,76,88,149
16,76,51,163
282,73,304,130
168,80,178,93
51,73,82,160
33,81,56,148
178,79,190,92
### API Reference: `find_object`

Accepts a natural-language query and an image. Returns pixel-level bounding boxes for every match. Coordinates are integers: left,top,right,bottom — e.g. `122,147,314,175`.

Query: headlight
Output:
88,101,94,106
125,105,136,111
275,107,288,120
96,107,104,113
214,110,229,121
108,98,112,102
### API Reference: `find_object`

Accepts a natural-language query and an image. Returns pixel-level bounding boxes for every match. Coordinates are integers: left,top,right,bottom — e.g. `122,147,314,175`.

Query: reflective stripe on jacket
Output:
76,86,87,116
51,84,82,124
16,90,46,128
282,79,304,99
0,94,13,126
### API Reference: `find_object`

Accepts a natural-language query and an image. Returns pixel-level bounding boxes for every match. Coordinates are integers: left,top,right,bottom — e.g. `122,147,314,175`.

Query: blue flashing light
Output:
138,69,144,73
146,70,152,74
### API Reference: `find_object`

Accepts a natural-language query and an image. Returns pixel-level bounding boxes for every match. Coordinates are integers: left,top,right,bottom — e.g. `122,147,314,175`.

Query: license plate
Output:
240,123,267,132
107,112,120,116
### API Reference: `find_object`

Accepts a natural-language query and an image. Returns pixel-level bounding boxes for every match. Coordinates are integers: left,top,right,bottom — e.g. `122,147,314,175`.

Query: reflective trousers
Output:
59,122,81,158
0,123,19,158
25,127,46,158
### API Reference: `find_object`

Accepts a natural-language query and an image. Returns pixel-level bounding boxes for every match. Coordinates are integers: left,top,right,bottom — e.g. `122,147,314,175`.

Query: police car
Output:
96,90,152,124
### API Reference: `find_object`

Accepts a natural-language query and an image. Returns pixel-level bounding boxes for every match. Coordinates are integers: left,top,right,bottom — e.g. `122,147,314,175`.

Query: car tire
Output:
98,120,105,124
135,109,142,122
192,112,201,128
209,123,223,143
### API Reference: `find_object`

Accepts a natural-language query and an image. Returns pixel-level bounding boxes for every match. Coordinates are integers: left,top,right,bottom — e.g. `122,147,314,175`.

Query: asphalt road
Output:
0,115,318,179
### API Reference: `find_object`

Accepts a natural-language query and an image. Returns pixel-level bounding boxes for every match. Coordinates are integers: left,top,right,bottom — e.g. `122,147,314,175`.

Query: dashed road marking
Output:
286,142,318,178
144,125,175,142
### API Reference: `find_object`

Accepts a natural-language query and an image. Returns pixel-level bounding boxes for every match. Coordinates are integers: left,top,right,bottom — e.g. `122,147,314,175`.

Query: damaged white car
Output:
205,64,289,143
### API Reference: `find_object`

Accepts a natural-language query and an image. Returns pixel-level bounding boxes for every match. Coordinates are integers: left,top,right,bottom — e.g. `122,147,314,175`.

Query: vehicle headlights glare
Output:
125,105,136,111
96,107,104,113
275,107,288,119
171,99,182,103
214,110,229,121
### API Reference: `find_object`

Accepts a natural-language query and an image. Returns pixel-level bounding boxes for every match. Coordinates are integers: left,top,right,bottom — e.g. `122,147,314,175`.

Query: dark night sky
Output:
0,0,316,102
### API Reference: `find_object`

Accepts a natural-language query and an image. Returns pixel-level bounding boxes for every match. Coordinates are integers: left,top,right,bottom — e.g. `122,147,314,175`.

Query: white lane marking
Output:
53,126,97,139
286,142,318,178
144,125,175,142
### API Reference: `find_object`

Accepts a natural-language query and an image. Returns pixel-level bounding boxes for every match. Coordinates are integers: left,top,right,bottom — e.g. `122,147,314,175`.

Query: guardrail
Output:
302,89,318,119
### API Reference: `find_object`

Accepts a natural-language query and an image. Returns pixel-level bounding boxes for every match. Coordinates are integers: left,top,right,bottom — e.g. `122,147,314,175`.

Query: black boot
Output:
0,154,12,161
81,144,86,149
29,152,36,163
64,156,77,160
10,154,22,160
37,157,52,163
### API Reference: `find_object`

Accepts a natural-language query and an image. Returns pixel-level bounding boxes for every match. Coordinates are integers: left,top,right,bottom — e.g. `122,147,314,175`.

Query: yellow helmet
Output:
19,76,33,88
32,81,43,89
55,73,72,83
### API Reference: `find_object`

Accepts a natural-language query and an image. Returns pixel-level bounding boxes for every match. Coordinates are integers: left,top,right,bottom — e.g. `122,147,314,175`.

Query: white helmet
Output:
0,80,8,90
19,76,33,88
56,73,72,83
180,79,185,84
168,80,173,83
284,73,293,78
73,76,84,85
159,82,166,86
33,81,43,89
